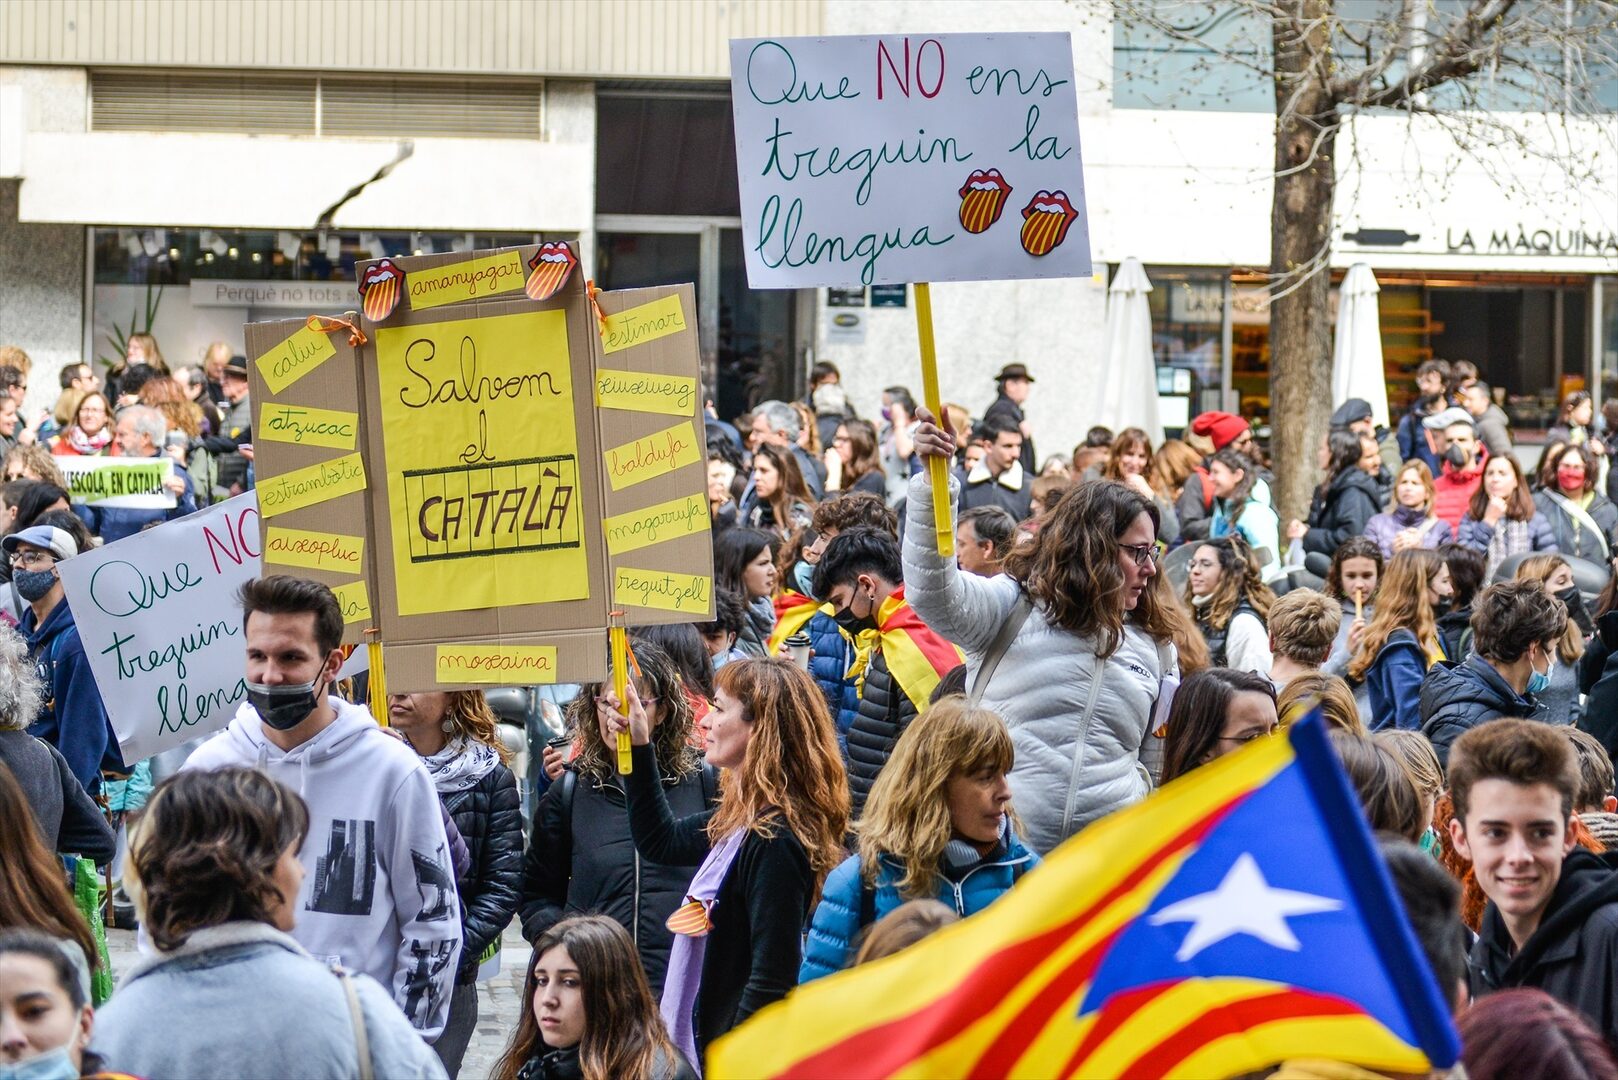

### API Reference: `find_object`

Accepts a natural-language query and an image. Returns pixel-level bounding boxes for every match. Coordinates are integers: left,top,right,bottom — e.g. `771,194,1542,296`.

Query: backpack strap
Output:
559,768,577,845
331,963,373,1080
969,592,1033,706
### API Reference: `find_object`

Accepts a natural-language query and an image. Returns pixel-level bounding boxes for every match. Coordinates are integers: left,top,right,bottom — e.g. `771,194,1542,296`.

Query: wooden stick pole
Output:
914,282,955,558
610,615,632,774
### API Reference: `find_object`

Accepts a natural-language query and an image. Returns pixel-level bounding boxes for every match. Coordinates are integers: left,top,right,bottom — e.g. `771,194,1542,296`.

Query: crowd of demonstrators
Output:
21,335,1618,1079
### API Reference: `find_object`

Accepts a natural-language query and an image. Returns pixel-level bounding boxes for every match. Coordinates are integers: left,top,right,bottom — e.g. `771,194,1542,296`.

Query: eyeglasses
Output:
8,550,54,568
1119,542,1161,568
1219,727,1277,745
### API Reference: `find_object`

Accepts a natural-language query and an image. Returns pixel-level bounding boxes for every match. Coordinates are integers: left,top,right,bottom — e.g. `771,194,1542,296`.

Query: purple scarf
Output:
661,827,747,1075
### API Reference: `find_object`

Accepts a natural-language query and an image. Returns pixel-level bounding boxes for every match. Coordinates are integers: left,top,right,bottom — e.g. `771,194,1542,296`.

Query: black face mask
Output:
1558,585,1594,633
1444,444,1470,468
1432,596,1453,617
246,676,325,731
833,592,880,636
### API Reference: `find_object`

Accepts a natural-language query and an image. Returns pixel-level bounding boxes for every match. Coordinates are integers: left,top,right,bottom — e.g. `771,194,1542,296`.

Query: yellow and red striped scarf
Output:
767,589,828,655
845,587,964,713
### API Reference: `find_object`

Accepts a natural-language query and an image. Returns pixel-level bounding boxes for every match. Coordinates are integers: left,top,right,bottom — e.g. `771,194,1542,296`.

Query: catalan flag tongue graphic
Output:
526,242,578,301
358,259,403,322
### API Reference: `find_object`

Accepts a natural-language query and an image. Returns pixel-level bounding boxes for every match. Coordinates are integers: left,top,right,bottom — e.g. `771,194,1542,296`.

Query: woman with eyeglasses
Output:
823,419,886,497
48,392,112,458
903,409,1193,856
1184,537,1276,677
1160,668,1279,784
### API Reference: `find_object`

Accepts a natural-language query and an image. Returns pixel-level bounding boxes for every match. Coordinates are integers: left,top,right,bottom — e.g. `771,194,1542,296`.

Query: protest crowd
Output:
8,330,1618,1080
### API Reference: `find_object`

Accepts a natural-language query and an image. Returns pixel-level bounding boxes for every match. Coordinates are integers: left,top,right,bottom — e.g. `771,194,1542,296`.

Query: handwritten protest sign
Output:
728,33,1090,287
57,494,261,764
57,457,176,509
374,308,587,615
245,246,714,692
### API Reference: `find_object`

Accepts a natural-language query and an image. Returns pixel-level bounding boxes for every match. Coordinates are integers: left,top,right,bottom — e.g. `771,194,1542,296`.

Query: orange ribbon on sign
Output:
305,313,369,348
585,279,610,333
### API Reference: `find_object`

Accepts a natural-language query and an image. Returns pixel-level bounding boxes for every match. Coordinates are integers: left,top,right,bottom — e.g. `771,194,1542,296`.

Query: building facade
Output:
3,0,1616,451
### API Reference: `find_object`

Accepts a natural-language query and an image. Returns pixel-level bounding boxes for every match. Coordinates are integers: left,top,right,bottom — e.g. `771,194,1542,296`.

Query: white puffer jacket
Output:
902,474,1177,855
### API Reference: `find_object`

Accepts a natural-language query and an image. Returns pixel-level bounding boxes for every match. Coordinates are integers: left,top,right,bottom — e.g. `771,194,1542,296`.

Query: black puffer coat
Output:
1578,611,1618,759
443,763,525,985
518,761,718,995
1471,848,1618,1047
847,650,918,817
1419,655,1543,766
1301,467,1383,557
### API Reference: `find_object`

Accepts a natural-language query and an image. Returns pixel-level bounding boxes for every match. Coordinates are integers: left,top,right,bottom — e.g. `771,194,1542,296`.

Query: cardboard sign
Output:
245,317,376,648
246,244,714,692
57,494,262,764
728,33,1090,287
57,457,177,509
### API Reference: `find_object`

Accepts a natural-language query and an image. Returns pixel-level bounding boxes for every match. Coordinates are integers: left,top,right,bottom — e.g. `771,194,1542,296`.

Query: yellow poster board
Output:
374,309,588,616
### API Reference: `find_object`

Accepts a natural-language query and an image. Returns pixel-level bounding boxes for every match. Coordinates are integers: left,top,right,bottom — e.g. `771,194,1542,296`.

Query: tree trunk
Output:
1268,0,1338,524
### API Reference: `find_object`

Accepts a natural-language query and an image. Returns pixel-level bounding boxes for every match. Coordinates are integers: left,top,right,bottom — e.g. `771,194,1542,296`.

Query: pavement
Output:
104,921,533,1080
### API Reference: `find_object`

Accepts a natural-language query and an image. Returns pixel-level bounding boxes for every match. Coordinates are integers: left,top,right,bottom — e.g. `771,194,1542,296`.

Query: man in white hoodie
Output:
184,575,462,1041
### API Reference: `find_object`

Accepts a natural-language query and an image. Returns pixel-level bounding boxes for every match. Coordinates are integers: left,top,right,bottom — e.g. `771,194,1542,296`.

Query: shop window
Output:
89,226,562,375
1146,269,1227,430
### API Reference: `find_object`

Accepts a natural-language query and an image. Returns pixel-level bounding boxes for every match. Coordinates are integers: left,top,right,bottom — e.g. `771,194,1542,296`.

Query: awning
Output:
16,131,592,232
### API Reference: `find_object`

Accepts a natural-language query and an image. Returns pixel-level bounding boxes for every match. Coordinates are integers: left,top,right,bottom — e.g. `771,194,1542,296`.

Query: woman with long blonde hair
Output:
800,697,1037,981
1348,549,1453,732
603,657,849,1069
385,688,523,1076
1514,554,1587,726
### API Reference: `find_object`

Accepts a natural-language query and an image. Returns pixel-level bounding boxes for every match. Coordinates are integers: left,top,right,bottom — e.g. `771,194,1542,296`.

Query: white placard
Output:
57,493,261,763
729,33,1090,288
57,456,177,509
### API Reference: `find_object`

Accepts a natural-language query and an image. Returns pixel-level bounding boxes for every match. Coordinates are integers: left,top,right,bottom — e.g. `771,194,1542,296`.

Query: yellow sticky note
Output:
263,526,366,573
331,580,371,624
256,324,337,395
375,309,588,616
258,403,360,451
613,567,712,614
436,645,558,684
594,368,698,417
407,250,526,310
257,452,367,518
603,421,701,492
604,493,710,555
600,295,688,354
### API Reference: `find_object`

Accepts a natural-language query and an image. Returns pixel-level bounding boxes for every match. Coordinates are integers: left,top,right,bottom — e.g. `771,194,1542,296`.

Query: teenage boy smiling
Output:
1449,718,1618,1044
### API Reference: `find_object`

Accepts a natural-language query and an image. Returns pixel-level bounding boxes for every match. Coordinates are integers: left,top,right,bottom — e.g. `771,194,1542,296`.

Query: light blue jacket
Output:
91,922,447,1079
799,826,1037,983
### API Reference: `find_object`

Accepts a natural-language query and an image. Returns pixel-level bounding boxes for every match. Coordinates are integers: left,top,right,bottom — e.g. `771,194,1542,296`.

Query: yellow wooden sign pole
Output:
609,615,633,774
913,282,955,558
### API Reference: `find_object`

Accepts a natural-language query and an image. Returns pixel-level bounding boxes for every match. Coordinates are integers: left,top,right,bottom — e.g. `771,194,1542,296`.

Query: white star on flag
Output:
1148,852,1343,962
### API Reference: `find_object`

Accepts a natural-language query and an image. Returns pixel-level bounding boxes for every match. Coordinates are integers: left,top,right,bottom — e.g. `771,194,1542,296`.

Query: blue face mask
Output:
1527,652,1554,696
0,1045,80,1080
793,560,817,598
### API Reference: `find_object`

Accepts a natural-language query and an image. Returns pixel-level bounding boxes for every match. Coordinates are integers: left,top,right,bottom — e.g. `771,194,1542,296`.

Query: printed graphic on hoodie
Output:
411,843,455,922
403,938,457,1027
307,818,377,916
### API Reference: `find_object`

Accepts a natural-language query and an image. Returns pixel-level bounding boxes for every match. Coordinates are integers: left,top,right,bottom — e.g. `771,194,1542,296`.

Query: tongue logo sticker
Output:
526,242,578,302
958,169,1013,235
1019,191,1079,257
358,259,403,323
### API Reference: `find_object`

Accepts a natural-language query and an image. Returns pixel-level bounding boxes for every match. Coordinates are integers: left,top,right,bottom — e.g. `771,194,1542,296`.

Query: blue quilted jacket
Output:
799,826,1037,982
805,611,859,747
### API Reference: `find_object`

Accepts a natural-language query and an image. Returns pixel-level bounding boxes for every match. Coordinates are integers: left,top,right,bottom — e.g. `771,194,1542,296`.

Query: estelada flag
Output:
707,713,1460,1079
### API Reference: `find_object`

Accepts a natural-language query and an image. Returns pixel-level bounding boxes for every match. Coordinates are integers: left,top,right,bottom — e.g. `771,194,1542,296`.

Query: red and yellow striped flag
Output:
708,714,1460,1079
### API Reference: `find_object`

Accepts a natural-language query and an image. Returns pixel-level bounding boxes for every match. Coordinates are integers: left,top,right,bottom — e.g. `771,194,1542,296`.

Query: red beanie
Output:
1190,411,1249,450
